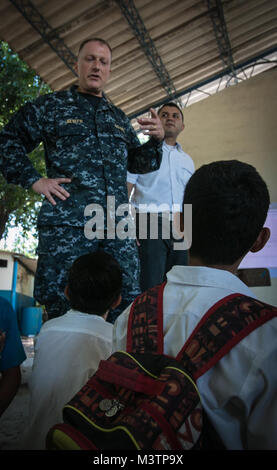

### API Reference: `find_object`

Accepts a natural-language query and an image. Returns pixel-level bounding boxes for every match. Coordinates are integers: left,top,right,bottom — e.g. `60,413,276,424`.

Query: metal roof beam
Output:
207,0,237,83
115,0,181,105
129,47,277,119
9,0,77,76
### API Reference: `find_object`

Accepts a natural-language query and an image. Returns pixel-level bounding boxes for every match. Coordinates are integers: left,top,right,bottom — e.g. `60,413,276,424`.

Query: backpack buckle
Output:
99,399,125,417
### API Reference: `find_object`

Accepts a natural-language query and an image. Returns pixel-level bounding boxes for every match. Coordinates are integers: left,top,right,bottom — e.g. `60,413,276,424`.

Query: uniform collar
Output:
41,309,109,335
166,265,255,297
66,309,107,321
162,141,183,152
70,85,112,111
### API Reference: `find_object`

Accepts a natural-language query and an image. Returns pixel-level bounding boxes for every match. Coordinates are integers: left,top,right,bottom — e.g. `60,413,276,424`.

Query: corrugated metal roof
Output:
0,0,276,118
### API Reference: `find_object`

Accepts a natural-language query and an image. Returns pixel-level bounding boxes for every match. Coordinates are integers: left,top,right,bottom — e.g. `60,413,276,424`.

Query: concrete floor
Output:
0,338,34,450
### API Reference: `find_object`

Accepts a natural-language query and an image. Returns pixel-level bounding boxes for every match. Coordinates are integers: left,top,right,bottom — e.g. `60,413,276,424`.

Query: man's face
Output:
75,41,112,96
158,106,184,139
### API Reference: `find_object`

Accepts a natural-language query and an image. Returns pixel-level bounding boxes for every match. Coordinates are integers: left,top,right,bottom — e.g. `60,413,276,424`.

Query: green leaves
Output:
0,41,50,124
0,41,51,246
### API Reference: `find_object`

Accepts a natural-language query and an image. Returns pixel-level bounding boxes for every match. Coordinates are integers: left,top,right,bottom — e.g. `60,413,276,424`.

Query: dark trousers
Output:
34,226,140,323
136,213,188,292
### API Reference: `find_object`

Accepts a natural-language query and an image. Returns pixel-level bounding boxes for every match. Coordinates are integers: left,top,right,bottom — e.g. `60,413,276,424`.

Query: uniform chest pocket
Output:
102,119,128,144
55,123,91,149
111,131,128,161
56,123,90,137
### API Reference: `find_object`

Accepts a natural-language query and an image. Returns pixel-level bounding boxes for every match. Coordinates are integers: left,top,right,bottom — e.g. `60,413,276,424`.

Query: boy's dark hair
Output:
78,38,112,58
67,251,122,315
183,160,270,265
158,102,184,122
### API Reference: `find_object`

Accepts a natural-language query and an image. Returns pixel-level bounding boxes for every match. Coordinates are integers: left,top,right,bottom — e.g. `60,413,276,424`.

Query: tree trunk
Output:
0,205,10,240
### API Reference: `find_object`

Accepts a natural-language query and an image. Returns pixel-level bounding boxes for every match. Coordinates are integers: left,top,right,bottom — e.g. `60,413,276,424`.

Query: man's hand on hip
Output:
32,177,72,206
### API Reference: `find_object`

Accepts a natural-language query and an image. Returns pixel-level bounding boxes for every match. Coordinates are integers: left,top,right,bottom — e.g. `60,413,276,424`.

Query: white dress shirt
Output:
22,310,113,450
127,141,194,212
113,266,277,450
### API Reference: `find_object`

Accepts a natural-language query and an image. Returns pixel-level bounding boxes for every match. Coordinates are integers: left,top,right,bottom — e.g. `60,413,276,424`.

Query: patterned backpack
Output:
46,283,276,450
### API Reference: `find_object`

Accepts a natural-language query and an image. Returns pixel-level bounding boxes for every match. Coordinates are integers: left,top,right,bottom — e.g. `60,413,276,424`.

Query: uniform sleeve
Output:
123,116,163,174
0,99,44,189
0,299,26,371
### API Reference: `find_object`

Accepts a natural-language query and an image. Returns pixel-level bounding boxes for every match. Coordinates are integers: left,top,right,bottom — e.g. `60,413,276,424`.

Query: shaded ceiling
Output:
0,0,277,118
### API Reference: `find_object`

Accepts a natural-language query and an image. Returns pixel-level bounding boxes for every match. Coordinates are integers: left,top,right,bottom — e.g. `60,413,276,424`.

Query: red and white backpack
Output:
46,283,276,450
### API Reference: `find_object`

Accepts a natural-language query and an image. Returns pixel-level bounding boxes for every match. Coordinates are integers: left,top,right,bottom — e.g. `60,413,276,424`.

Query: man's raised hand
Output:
137,108,165,141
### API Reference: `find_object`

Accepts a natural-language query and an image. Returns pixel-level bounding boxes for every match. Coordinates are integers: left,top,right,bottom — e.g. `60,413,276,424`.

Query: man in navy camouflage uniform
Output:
0,38,164,322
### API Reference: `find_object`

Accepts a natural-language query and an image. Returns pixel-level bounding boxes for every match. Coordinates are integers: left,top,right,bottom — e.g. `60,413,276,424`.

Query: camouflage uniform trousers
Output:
34,226,141,323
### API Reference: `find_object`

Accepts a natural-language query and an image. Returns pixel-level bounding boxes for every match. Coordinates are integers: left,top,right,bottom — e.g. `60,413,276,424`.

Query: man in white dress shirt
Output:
127,103,195,291
115,160,277,449
22,251,122,450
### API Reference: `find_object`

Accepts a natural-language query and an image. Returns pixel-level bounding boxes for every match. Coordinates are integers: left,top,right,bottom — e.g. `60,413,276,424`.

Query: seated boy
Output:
113,160,277,450
22,250,122,449
0,297,26,417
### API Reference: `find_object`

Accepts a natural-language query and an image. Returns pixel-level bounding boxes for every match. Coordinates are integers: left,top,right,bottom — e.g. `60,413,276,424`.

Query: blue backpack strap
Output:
126,282,166,354
177,293,277,379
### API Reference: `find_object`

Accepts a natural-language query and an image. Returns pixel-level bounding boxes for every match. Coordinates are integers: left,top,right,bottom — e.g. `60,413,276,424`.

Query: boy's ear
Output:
250,227,270,253
64,285,69,300
111,294,122,310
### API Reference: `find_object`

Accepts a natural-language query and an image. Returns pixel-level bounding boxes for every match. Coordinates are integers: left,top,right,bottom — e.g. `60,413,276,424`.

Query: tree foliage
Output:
0,41,52,244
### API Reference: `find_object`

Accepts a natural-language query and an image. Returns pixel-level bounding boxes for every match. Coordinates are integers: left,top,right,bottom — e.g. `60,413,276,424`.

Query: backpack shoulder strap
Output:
177,293,277,380
126,282,166,354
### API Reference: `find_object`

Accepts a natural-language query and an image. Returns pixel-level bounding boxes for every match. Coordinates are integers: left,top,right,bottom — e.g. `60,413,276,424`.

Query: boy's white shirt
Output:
113,265,277,450
22,310,113,450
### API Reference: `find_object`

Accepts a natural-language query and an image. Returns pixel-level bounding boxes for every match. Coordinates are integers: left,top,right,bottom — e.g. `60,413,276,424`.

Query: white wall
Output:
251,278,277,307
0,251,13,291
17,262,34,297
179,67,277,203
178,68,277,306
